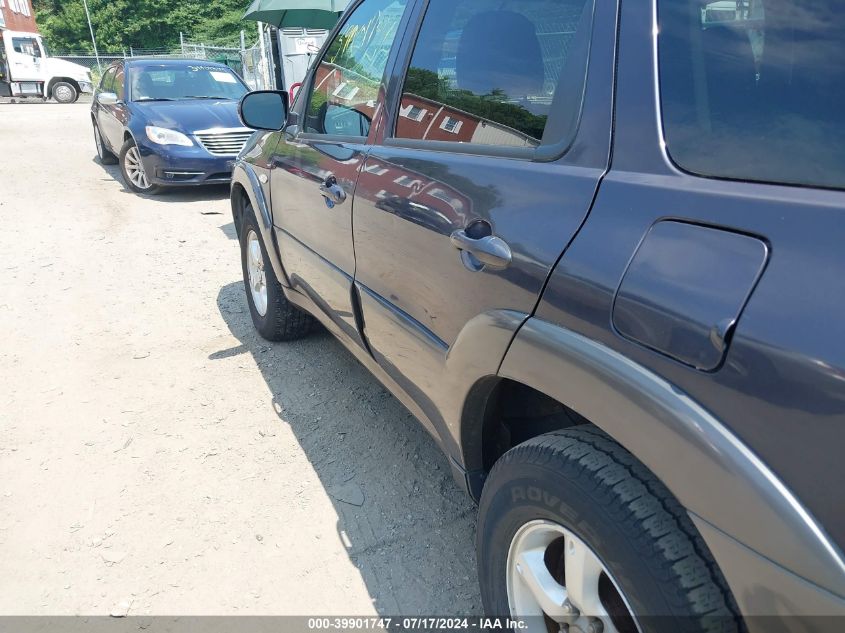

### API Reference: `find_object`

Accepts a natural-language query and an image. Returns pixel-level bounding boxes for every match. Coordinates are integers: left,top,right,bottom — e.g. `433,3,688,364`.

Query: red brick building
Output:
0,0,39,32
396,93,540,147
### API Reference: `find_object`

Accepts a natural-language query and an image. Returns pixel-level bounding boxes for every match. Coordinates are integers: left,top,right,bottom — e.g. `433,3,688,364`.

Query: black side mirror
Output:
238,90,290,131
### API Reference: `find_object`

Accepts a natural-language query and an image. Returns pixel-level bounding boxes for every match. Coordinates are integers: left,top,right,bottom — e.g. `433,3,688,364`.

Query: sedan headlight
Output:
146,126,193,147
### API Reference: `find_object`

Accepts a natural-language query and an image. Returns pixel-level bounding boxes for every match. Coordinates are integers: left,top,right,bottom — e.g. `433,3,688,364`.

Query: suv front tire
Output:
239,204,315,341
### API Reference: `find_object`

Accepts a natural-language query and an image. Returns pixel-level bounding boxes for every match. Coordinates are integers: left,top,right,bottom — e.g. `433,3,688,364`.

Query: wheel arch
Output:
230,181,249,240
231,162,289,287
462,376,589,480
117,128,143,162
485,316,845,598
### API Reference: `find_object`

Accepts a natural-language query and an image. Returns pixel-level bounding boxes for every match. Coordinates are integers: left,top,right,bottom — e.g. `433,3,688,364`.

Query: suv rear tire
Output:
477,426,741,633
240,204,315,341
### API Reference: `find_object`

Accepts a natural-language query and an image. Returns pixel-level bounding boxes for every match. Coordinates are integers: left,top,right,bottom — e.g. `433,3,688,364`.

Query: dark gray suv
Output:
231,0,845,630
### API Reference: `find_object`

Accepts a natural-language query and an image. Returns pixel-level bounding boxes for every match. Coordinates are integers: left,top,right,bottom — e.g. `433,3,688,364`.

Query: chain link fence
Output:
239,44,269,90
53,41,261,85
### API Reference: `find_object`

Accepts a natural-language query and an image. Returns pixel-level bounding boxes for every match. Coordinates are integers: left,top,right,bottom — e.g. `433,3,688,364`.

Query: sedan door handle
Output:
319,175,347,207
450,229,512,270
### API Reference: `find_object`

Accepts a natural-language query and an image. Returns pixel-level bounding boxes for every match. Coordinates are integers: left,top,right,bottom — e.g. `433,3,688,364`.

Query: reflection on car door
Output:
351,0,614,445
269,0,410,345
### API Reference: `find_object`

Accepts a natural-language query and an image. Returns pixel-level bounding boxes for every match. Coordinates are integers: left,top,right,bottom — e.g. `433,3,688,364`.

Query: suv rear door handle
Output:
450,229,512,270
319,175,346,207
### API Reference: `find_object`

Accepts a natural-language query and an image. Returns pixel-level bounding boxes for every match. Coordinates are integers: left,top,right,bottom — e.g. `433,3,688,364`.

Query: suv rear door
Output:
350,0,618,445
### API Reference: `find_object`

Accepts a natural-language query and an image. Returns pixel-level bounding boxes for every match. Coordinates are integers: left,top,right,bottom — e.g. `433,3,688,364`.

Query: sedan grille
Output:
195,129,253,156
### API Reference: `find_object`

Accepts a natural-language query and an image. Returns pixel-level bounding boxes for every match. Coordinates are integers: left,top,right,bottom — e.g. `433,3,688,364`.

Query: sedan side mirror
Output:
239,90,289,132
97,91,118,105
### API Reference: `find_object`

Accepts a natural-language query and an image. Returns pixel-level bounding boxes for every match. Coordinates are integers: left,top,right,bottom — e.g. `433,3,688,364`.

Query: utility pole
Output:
257,22,271,89
82,0,102,73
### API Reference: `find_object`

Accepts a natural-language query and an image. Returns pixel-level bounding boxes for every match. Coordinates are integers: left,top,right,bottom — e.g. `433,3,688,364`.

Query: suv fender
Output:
231,161,289,287
498,317,845,602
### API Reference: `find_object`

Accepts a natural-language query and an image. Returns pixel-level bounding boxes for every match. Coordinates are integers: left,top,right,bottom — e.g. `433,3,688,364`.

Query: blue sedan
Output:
91,58,252,195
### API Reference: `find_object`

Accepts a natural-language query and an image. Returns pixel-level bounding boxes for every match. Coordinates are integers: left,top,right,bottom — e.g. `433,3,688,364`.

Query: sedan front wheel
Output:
119,139,161,195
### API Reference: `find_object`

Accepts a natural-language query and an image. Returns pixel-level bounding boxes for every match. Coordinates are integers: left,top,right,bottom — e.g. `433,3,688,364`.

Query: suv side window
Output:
394,0,595,148
303,0,409,138
659,0,845,190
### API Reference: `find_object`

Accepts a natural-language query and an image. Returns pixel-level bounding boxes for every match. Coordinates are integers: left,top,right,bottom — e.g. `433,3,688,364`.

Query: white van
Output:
0,29,93,103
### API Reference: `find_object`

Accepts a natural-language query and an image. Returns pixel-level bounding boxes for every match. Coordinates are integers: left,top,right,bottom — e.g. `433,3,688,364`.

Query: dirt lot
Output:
0,103,480,616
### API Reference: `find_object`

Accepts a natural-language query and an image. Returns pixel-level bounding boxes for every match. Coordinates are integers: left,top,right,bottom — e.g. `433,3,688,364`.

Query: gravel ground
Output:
0,103,481,616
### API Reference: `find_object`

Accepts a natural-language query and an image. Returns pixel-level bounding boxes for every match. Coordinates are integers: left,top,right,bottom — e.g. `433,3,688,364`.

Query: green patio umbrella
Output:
243,0,349,29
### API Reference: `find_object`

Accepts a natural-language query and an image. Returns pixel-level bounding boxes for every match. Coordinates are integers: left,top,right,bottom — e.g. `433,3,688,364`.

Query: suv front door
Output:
269,0,411,346
350,0,617,451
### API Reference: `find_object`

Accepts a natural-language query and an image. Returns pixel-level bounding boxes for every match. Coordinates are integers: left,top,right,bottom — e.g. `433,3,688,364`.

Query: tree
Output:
404,67,548,141
32,0,250,52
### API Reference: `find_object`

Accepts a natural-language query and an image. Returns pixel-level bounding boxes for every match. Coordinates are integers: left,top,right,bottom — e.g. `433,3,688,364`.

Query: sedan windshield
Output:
130,65,248,102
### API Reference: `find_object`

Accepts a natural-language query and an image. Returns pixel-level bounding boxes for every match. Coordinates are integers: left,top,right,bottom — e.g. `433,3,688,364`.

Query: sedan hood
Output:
132,99,244,133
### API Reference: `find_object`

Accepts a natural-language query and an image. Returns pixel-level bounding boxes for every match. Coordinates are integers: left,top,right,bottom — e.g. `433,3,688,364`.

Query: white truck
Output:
0,29,93,103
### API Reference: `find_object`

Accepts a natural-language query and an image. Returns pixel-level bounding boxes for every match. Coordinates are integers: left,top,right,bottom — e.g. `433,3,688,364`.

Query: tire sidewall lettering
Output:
510,484,564,515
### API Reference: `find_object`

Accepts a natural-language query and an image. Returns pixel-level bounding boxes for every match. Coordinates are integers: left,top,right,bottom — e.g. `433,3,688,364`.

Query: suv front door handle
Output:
319,175,346,208
450,229,512,270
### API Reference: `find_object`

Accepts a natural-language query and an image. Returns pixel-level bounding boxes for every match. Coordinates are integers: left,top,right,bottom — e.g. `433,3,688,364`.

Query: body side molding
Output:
499,318,845,597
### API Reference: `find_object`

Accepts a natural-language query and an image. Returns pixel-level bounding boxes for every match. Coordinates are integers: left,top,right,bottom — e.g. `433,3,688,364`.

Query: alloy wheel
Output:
124,146,151,190
246,230,268,317
506,520,640,633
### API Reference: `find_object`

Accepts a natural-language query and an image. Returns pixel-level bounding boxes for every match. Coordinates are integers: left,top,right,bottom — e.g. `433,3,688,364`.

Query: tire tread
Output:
487,426,742,632
240,207,315,342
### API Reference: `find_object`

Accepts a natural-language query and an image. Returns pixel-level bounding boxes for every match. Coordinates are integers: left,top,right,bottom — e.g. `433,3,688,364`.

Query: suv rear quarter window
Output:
658,0,845,190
